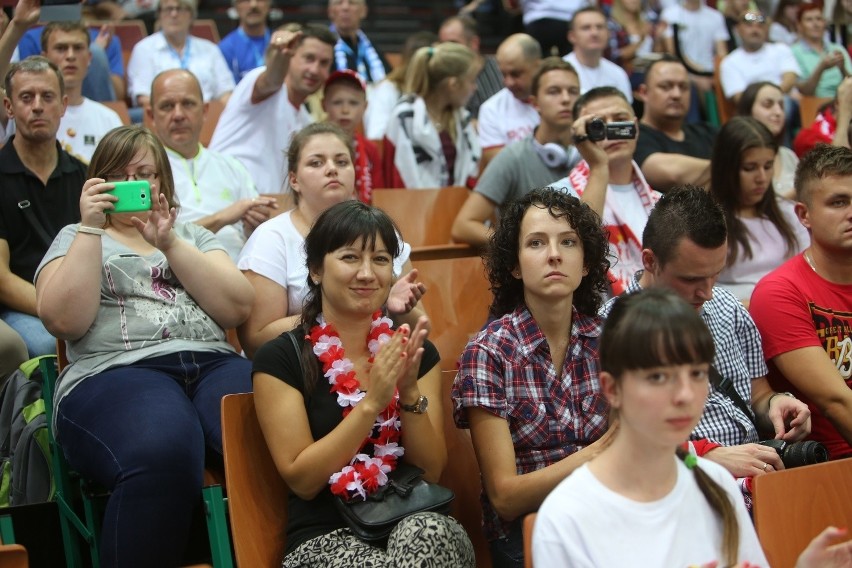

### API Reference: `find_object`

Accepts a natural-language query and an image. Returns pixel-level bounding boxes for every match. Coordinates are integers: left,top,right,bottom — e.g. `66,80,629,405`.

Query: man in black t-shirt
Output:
635,56,718,193
0,56,86,357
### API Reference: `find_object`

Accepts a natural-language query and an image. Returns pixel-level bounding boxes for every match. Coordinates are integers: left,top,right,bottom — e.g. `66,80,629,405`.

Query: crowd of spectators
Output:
1,0,852,565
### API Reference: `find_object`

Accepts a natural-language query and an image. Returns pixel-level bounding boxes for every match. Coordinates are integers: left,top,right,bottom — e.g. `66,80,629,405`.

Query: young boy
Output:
321,70,384,203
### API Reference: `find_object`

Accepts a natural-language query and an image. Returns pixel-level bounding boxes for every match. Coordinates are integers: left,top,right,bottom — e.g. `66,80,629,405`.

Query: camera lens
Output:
782,440,829,468
586,118,607,142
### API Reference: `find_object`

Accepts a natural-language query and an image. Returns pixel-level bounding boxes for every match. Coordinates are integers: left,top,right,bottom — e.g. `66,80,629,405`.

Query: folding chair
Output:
40,345,234,568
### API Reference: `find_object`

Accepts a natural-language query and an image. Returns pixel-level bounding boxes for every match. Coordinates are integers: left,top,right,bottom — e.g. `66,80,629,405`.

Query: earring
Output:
312,278,320,285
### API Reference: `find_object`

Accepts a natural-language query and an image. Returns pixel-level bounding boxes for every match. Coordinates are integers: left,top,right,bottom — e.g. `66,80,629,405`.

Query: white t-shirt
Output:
661,3,729,72
127,32,235,104
236,210,412,316
520,0,589,25
717,199,809,302
534,457,769,567
477,88,540,150
167,144,259,261
563,52,634,102
720,43,802,99
57,98,123,164
364,79,401,140
209,66,313,194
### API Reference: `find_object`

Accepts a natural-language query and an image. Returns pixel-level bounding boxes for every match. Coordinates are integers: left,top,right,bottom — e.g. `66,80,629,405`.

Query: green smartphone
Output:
107,180,152,213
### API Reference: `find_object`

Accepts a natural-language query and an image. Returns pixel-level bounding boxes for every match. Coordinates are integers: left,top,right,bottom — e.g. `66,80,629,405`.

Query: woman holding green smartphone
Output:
34,125,254,568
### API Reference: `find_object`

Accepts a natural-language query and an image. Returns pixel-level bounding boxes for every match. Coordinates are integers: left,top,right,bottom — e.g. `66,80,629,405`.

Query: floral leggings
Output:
282,512,476,568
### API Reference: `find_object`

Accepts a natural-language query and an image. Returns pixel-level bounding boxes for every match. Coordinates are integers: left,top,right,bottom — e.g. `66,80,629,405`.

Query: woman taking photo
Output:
737,80,799,198
452,187,614,568
252,200,474,567
35,126,254,567
237,123,425,357
382,42,481,189
710,116,809,303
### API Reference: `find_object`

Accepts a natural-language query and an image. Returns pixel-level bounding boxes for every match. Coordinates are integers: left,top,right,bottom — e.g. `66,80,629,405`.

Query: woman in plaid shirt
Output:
452,187,617,568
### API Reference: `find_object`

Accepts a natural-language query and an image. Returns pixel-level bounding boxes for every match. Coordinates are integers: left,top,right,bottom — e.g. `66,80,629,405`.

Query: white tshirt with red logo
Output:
478,88,540,150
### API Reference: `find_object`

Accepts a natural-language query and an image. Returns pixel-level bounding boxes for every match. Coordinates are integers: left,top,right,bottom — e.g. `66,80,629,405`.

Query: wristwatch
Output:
400,395,428,414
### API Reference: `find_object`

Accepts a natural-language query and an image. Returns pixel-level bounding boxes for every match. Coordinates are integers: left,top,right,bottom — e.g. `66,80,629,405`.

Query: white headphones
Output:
532,137,579,169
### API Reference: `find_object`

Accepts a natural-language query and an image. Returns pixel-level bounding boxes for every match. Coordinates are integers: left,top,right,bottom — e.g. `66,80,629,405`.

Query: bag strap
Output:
709,365,754,423
16,200,53,249
286,330,305,377
672,24,715,78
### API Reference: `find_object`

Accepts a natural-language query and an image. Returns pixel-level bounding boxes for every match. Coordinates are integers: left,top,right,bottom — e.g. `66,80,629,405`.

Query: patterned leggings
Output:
282,512,476,568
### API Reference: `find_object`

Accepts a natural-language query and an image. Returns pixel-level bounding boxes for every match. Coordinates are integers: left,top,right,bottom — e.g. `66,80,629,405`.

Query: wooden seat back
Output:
191,20,220,43
799,95,833,129
753,459,852,568
372,186,470,248
713,55,736,125
439,369,491,567
101,100,132,125
523,512,537,568
221,393,288,567
414,255,490,372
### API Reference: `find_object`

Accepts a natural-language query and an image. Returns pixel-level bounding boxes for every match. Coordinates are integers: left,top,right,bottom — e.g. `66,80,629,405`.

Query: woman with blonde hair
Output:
382,42,482,189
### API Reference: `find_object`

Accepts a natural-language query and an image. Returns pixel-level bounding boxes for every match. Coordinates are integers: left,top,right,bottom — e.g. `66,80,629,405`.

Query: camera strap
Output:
709,365,755,424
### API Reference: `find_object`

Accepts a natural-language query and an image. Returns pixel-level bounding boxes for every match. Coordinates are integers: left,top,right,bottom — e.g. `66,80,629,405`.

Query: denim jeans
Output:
56,350,252,568
0,309,56,358
489,520,525,568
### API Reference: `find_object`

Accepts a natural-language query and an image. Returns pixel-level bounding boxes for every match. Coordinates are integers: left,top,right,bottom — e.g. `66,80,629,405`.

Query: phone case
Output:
107,180,152,213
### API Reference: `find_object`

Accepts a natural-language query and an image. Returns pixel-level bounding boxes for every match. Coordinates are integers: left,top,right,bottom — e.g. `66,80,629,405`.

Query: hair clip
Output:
684,453,698,470
427,46,435,59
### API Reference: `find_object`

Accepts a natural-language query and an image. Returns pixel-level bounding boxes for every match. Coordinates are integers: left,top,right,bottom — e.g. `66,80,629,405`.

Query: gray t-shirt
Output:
474,135,580,211
35,222,235,408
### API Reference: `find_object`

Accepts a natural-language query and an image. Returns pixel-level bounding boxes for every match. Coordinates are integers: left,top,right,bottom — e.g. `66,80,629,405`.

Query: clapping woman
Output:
34,126,254,567
252,200,474,567
452,187,614,568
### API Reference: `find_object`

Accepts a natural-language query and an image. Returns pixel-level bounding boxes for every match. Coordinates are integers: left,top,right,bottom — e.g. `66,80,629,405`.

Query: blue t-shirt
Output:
18,26,124,77
218,27,269,83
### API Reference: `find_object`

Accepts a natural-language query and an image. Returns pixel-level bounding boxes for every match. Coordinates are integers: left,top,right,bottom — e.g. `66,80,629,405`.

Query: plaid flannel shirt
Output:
452,305,609,542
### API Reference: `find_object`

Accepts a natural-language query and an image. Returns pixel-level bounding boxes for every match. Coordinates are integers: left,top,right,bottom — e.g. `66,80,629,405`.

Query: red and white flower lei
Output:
308,310,404,502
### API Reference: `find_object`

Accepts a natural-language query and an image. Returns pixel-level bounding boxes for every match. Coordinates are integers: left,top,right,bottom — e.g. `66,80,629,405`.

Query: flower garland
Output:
308,310,404,502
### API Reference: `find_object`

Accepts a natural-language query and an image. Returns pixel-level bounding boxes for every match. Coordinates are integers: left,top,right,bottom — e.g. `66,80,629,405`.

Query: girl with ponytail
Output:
533,287,768,567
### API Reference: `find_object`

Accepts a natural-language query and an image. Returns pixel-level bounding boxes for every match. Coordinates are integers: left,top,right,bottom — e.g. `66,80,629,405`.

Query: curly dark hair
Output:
486,187,611,318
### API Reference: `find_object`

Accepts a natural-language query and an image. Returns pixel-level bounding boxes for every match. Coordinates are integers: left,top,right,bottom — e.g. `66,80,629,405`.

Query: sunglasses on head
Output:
742,12,767,23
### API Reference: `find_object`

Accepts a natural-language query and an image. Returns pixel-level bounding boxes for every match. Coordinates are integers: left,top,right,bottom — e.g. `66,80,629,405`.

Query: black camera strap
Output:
709,365,755,423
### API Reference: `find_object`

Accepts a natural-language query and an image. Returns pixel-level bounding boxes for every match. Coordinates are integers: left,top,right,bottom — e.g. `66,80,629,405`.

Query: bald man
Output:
148,69,276,260
477,33,542,168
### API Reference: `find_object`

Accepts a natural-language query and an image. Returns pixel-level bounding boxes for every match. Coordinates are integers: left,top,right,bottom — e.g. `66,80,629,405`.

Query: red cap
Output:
324,69,367,92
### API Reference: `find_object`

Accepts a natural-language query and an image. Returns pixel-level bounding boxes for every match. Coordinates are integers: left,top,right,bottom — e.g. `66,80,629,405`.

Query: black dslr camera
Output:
758,439,829,468
586,118,638,142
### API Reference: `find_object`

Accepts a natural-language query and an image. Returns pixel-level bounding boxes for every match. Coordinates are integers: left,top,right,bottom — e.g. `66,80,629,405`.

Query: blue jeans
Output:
82,43,116,102
0,309,56,358
56,350,252,568
489,520,525,568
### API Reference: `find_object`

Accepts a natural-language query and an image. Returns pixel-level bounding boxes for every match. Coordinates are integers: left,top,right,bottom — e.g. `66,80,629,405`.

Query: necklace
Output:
308,311,404,501
804,249,818,273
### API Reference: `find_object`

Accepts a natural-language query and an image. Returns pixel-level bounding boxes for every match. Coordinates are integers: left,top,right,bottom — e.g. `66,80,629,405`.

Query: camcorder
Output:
758,439,829,468
586,118,637,142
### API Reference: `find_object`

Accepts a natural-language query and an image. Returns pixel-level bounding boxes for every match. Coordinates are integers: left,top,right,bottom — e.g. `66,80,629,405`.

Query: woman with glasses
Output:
126,0,234,110
34,125,255,568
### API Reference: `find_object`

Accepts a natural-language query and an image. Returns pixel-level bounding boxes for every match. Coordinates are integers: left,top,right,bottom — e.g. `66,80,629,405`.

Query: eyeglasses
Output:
103,171,159,182
741,12,767,24
160,5,191,14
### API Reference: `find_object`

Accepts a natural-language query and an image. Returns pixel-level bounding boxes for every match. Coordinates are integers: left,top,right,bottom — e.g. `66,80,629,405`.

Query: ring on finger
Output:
762,462,769,471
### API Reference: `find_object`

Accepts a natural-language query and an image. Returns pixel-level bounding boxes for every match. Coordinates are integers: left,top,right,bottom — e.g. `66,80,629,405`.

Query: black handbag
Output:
334,462,455,543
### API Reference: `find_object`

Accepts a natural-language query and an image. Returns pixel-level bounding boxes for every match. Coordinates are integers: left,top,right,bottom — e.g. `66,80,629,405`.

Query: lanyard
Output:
167,36,191,70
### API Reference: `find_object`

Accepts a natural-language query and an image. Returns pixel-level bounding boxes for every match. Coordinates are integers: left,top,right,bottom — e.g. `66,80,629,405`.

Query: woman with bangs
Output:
34,125,254,567
252,200,474,567
452,187,614,568
533,288,767,566
710,116,809,303
534,288,852,568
